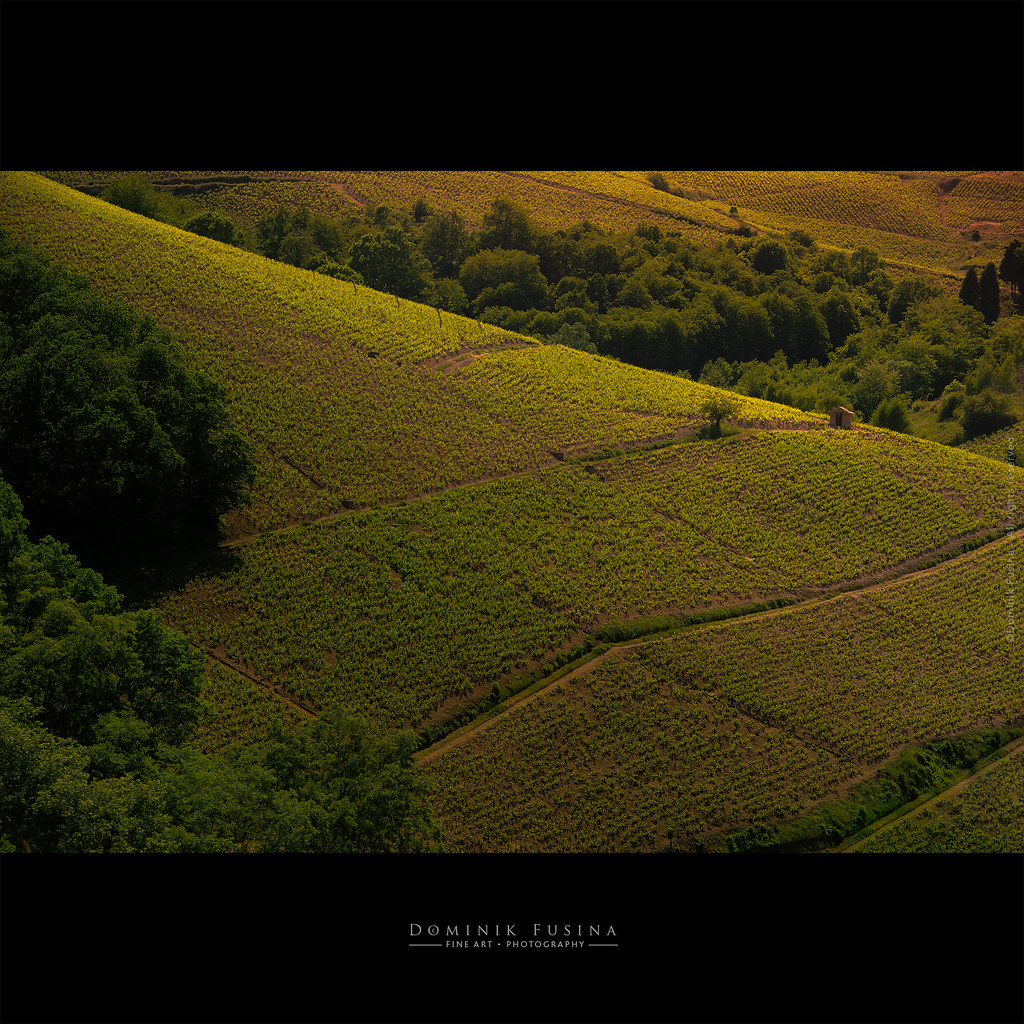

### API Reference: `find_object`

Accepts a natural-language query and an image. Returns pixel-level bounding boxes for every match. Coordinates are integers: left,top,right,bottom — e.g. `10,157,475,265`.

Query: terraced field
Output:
3,169,1022,853
45,168,1022,278
423,537,1023,852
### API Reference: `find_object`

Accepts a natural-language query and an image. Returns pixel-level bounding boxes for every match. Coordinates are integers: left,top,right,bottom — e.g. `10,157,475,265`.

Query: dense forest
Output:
0,471,440,853
101,172,1024,444
0,228,255,561
0,229,440,853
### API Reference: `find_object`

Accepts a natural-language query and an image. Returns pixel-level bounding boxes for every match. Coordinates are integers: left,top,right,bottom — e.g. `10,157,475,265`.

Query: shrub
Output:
959,389,1019,438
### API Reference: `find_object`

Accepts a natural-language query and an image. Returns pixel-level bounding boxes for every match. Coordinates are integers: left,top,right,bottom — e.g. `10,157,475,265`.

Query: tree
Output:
479,198,536,252
888,277,940,324
819,287,860,349
699,357,736,389
420,211,471,278
100,173,159,219
749,238,788,275
256,207,289,260
998,240,1024,301
612,277,653,310
582,240,620,277
459,248,549,313
958,389,1018,438
958,267,980,310
545,322,596,355
258,710,441,853
0,475,205,748
698,391,741,438
788,296,831,364
978,262,1000,324
871,394,911,433
183,210,242,247
348,226,429,299
853,358,898,420
0,234,255,554
423,277,469,315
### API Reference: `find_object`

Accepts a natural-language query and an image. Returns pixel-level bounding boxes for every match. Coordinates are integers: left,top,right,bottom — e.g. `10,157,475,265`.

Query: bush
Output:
937,381,965,421
872,395,911,433
959,389,1019,438
183,210,242,247
749,238,788,275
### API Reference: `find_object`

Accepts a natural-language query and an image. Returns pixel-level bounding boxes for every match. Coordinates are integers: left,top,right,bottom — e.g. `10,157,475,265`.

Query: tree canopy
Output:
0,472,441,854
0,230,255,556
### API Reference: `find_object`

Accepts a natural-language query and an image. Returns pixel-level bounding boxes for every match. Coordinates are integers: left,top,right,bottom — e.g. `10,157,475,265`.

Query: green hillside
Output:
1,170,1021,854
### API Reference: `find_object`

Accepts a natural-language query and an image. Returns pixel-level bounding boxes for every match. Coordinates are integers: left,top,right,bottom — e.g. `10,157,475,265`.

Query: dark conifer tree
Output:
998,240,1024,302
958,266,980,310
978,262,1001,324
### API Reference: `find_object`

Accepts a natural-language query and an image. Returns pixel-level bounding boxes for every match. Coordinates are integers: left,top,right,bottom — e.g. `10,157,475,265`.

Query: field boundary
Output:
414,527,1016,765
839,734,1024,852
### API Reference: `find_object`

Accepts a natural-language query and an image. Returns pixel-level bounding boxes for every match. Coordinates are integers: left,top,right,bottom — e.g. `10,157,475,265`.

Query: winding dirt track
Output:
415,528,1017,765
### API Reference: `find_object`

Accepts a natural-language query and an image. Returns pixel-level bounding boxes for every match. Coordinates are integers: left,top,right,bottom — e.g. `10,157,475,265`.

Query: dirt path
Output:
415,529,1016,765
936,177,958,229
194,642,318,720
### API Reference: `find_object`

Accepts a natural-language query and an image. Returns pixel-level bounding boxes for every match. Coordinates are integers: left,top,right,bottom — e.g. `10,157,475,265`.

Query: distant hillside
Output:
44,168,1024,277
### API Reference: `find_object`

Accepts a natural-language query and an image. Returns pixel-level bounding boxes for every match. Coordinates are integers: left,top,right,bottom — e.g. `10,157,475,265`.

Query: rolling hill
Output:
0,169,1021,854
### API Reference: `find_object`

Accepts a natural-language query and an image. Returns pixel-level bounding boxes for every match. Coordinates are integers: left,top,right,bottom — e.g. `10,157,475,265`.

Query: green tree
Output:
978,262,1000,324
545,321,596,355
459,248,549,313
348,226,429,299
0,244,255,554
819,287,861,348
423,277,469,315
100,173,159,219
958,267,980,310
788,296,831,363
998,240,1024,301
698,391,741,438
479,198,536,252
888,276,940,324
959,389,1018,438
613,277,654,310
183,210,242,247
420,211,471,278
256,207,289,260
853,358,897,420
581,240,620,277
258,710,441,853
699,357,736,389
749,238,788,275
871,394,911,433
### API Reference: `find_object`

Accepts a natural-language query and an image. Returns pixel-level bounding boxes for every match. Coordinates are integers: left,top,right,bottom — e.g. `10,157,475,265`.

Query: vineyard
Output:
0,171,825,534
423,537,1023,852
41,168,1024,277
2,169,1023,854
156,426,1012,751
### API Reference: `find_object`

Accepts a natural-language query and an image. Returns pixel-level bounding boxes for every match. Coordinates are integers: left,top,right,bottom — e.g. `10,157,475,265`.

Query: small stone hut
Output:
829,406,854,430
